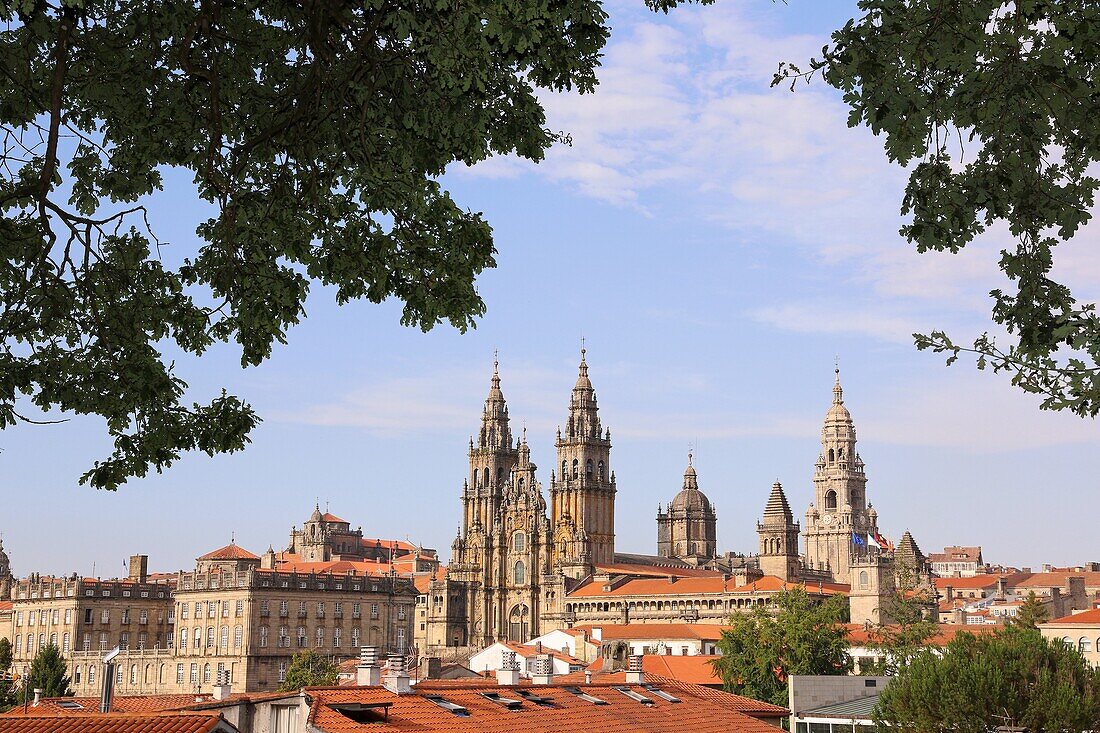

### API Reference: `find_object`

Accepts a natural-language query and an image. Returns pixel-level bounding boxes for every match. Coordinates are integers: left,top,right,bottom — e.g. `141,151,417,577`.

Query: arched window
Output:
483,468,489,486
514,561,526,585
74,667,81,685
206,627,215,647
586,459,593,478
562,460,567,478
518,477,525,491
220,626,229,647
193,628,201,648
598,461,605,480
825,490,838,510
513,531,526,552
859,571,869,589
89,666,95,685
1080,637,1092,653
828,448,835,462
572,459,579,479
497,466,504,482
129,664,137,684
233,626,243,648
509,605,529,641
838,447,845,460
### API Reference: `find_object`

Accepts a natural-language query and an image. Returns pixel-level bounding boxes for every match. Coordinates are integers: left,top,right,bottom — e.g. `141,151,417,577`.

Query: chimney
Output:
496,650,521,686
211,670,232,701
625,655,645,684
101,647,121,713
945,586,954,602
32,688,42,707
128,555,148,584
584,670,593,684
420,656,442,681
381,653,412,695
531,654,554,685
356,646,382,686
591,627,602,642
996,576,1006,599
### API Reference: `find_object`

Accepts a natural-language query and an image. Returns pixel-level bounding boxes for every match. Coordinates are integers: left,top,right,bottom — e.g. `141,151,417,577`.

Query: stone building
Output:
656,455,717,563
756,482,801,582
0,536,12,599
6,558,176,689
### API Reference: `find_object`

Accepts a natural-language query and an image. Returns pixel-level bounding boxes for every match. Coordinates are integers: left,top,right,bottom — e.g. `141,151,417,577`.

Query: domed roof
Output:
574,348,592,390
310,504,323,523
825,369,852,422
670,454,714,514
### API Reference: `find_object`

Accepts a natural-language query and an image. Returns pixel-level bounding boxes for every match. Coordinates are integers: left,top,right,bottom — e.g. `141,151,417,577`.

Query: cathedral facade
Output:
421,355,912,655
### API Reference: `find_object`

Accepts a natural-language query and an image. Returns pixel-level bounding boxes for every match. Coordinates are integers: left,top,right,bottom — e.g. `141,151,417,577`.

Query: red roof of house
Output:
3,696,213,716
585,655,724,686
568,574,848,598
575,623,729,641
0,601,13,611
1045,608,1100,625
322,513,349,523
196,543,259,561
305,679,785,733
499,640,583,665
0,712,230,733
844,623,1001,646
1014,572,1100,589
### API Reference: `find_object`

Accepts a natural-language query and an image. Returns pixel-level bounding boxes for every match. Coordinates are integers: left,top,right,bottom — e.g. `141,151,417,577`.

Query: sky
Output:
4,0,1099,577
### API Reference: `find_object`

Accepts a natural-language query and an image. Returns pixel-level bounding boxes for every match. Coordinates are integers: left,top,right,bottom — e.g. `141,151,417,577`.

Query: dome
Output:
825,369,852,422
670,455,714,514
310,505,323,523
574,349,593,389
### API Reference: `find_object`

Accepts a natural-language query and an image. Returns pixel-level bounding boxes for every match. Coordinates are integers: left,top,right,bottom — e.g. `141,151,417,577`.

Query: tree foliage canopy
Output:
0,637,14,712
781,1,1100,416
1010,590,1051,630
712,588,851,707
861,569,939,675
278,650,338,691
26,642,72,698
0,0,700,489
875,626,1100,733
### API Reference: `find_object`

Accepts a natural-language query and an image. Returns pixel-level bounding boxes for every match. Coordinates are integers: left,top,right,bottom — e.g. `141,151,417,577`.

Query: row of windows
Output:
566,597,768,614
14,608,160,626
179,599,244,619
1062,636,1100,653
12,630,172,656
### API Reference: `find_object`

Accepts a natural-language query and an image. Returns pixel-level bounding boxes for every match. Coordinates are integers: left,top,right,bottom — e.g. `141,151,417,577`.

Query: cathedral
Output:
422,354,918,653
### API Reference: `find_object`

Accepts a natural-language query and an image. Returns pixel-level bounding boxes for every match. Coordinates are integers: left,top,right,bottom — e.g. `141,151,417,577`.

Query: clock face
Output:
823,514,834,525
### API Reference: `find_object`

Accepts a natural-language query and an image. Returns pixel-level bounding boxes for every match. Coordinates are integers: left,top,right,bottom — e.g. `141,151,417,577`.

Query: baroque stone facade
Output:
656,456,717,563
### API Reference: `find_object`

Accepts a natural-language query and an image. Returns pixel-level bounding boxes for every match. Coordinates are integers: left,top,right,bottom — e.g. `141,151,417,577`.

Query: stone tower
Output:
803,369,878,583
464,359,520,540
656,454,717,561
0,536,11,598
756,481,801,581
849,554,897,626
551,349,616,574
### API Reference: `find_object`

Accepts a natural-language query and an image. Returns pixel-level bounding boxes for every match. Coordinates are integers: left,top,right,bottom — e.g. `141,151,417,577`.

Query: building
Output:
657,455,718,563
468,640,583,677
928,546,984,577
1039,608,1100,665
788,675,890,733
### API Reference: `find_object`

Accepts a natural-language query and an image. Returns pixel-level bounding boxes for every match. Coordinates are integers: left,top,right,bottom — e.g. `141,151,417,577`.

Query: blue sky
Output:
4,0,1098,576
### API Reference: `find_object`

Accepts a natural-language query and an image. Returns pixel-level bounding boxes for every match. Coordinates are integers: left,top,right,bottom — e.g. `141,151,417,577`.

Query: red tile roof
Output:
196,543,259,561
305,680,785,733
585,655,726,687
500,641,583,665
0,601,13,611
322,513,349,523
933,575,1002,590
568,574,848,598
0,712,231,733
844,623,1001,646
3,695,211,716
576,623,729,641
594,563,726,578
1014,572,1100,589
1045,608,1100,625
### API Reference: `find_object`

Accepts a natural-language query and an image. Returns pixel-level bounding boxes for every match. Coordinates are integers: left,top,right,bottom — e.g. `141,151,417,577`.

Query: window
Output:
297,626,306,647
101,609,110,624
396,628,406,652
370,604,379,619
859,571,869,589
203,663,211,683
572,459,579,478
116,665,123,684
317,602,325,618
278,626,289,648
62,632,70,653
352,603,361,619
514,561,526,585
220,626,229,647
190,663,198,683
598,460,605,480
513,532,526,552
176,664,185,684
334,602,343,618
316,627,325,647
333,627,342,648
586,459,593,478
398,605,406,621
277,661,288,683
180,604,188,620
64,609,72,624
179,629,188,649
206,627,215,647
74,667,81,685
88,666,95,685
27,610,34,626
119,632,129,649
139,610,148,625
194,602,202,619
825,490,837,510
98,632,108,650
279,600,289,617
13,636,19,654
233,626,243,648
52,609,59,624
259,626,269,648
236,600,244,616
1080,637,1092,653
222,600,230,618
82,634,91,652
15,611,23,626
298,601,307,617
166,632,173,648
121,609,130,624
129,664,137,684
351,627,360,647
83,608,92,624
49,632,57,647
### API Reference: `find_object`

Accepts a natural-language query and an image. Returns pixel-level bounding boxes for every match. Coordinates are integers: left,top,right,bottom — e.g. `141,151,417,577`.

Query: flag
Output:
871,531,894,551
852,533,866,547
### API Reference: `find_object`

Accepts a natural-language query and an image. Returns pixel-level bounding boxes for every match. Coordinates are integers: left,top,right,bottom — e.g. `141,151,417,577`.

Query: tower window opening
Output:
825,490,837,510
513,532,526,552
859,571,869,589
572,459,579,479
598,461,605,480
828,448,835,463
586,459,593,478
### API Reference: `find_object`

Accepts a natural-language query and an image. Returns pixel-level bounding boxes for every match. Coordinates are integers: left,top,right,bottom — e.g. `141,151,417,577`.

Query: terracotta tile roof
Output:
196,543,259,561
322,513,349,523
0,712,231,733
585,655,725,686
1014,572,1100,588
3,695,212,716
1044,608,1100,625
501,640,583,665
0,601,13,611
568,574,848,598
305,680,785,733
413,575,433,593
575,623,730,641
594,563,726,578
844,623,1001,646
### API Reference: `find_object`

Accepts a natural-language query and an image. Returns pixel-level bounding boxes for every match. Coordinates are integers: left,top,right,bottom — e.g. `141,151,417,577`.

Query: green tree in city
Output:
26,642,73,698
875,625,1100,733
1010,590,1051,630
712,588,851,707
778,2,1100,416
0,0,708,490
0,637,15,712
278,650,338,691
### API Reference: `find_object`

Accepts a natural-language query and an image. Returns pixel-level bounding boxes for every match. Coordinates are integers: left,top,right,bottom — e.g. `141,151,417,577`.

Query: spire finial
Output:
231,532,235,544
832,361,843,404
493,349,499,375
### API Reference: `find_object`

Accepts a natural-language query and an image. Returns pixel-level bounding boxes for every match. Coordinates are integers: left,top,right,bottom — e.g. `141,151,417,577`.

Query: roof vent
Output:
531,654,554,685
479,692,524,710
382,653,412,695
357,646,382,686
514,690,555,708
425,695,470,717
614,686,655,705
497,651,521,686
564,686,608,705
625,654,644,684
643,684,681,703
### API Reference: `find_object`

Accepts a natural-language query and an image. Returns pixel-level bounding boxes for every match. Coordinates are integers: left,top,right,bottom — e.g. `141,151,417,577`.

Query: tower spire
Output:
833,365,843,404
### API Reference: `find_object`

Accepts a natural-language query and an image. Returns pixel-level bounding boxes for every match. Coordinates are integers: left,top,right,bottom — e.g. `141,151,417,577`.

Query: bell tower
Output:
462,358,519,540
756,481,801,581
803,368,878,583
551,349,616,572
